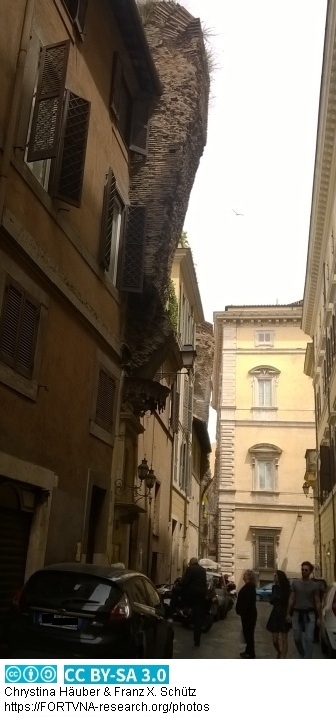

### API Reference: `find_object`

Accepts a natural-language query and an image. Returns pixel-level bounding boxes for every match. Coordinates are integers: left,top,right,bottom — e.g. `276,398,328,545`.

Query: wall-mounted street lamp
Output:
157,344,197,380
114,459,156,505
302,481,322,504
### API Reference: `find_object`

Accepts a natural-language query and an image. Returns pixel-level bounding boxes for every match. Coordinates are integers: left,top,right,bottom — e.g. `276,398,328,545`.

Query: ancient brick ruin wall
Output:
131,1,210,295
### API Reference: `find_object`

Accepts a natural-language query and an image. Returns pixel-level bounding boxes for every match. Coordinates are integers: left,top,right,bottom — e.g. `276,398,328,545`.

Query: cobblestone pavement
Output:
173,601,325,659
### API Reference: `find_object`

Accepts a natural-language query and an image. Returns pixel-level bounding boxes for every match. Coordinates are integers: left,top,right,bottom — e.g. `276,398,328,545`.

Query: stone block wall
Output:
126,1,210,373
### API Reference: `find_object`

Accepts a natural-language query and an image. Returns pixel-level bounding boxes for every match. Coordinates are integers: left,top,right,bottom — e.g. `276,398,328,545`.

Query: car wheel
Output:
135,636,145,658
202,613,213,633
320,636,328,655
164,633,174,658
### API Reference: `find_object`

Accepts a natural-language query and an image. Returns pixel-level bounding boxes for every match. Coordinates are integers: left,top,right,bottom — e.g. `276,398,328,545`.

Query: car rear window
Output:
21,571,121,612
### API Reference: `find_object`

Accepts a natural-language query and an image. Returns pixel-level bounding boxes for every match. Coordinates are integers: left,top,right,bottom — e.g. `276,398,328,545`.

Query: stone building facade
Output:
0,0,209,620
213,303,315,586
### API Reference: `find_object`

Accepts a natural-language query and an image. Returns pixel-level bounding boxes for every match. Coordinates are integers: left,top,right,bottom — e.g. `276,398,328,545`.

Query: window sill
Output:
251,490,279,495
251,406,278,411
0,364,38,401
89,421,113,446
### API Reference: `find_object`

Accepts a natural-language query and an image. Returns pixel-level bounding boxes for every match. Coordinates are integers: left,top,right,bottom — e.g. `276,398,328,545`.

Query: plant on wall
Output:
164,278,179,334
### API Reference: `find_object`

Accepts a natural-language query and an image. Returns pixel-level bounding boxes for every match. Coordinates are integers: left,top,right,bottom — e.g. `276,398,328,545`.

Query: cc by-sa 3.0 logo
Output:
5,665,57,683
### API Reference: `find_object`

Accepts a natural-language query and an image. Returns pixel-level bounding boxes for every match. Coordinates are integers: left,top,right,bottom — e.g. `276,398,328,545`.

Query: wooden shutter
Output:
51,90,90,206
171,384,180,433
320,444,331,496
63,0,87,34
110,53,123,118
182,380,189,432
120,205,146,292
27,41,70,162
187,382,193,434
0,283,39,378
100,169,116,270
129,100,150,156
95,368,116,431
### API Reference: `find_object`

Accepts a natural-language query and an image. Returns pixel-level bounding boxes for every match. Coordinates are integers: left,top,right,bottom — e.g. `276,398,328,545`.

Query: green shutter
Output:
27,41,70,162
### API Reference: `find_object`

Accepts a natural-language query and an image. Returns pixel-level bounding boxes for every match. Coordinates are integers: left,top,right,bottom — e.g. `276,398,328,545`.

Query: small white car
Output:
320,582,336,657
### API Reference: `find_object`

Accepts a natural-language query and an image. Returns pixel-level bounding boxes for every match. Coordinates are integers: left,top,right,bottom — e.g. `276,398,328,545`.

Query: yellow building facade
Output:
302,0,336,585
213,303,315,586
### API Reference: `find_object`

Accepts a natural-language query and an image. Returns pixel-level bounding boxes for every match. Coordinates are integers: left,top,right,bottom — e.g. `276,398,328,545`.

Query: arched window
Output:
248,365,280,409
248,443,282,492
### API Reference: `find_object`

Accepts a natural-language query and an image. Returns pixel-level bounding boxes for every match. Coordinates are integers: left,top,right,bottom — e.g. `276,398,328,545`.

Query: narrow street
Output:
173,602,325,659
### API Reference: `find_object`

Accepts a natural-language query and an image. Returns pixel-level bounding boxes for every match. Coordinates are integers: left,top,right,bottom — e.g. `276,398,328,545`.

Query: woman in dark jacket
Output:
236,569,257,658
266,569,291,658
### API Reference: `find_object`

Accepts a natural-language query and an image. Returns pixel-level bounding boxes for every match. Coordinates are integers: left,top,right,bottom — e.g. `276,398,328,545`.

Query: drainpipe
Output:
325,353,336,580
313,379,323,575
0,0,36,221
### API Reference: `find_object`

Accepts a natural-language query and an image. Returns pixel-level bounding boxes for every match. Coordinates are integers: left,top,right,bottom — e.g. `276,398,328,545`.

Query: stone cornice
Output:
173,248,204,323
303,2,336,335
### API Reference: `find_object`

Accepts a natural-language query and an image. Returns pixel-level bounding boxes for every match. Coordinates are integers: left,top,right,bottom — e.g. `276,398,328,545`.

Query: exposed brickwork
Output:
125,1,210,373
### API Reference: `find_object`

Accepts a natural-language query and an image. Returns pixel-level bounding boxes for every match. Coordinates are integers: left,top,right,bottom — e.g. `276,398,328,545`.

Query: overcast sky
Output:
180,0,327,323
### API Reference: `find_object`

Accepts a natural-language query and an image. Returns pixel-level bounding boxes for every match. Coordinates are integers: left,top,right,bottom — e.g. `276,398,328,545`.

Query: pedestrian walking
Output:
236,569,257,658
266,570,291,658
286,561,321,659
181,557,207,647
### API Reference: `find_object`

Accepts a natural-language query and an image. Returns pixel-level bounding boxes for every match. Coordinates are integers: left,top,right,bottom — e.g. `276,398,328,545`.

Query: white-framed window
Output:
248,443,282,492
249,365,280,408
257,460,275,491
257,534,276,569
255,330,274,347
258,378,272,406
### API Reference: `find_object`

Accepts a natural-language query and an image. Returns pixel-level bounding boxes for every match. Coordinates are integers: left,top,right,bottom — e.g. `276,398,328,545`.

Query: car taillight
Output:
110,593,131,621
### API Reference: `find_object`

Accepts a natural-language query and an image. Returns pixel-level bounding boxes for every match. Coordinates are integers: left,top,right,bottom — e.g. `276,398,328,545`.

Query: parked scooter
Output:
166,577,215,632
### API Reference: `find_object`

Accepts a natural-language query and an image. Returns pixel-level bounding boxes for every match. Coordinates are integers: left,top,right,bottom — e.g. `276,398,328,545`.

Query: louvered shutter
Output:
120,205,146,292
63,0,87,34
95,368,116,431
182,380,189,432
171,384,180,433
100,169,116,270
51,90,90,206
320,444,331,496
187,383,193,434
27,41,70,162
0,283,39,378
110,53,123,118
129,101,150,156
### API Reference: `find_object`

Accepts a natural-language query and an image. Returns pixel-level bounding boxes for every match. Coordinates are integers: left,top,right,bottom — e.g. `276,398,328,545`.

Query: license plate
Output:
38,613,79,630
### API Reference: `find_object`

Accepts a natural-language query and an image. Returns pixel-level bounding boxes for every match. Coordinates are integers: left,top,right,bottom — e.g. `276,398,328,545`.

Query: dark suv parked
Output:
2,563,174,659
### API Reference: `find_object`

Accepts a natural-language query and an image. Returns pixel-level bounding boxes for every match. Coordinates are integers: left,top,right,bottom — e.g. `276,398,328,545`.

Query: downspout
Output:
325,324,336,580
168,432,176,584
0,0,36,220
313,383,323,575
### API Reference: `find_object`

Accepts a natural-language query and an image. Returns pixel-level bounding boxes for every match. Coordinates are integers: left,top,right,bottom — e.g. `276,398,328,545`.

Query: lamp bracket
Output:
114,478,152,504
